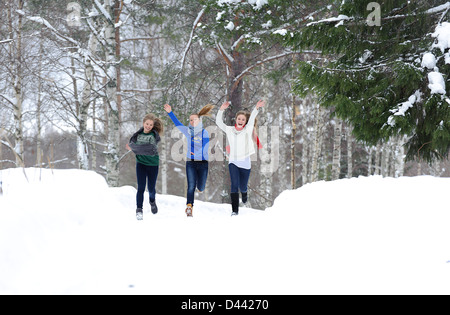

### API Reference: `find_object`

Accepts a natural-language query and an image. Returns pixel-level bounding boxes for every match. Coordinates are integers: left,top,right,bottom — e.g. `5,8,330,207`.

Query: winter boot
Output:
136,208,143,221
241,192,248,204
231,193,240,216
186,204,193,217
150,201,158,214
241,192,252,208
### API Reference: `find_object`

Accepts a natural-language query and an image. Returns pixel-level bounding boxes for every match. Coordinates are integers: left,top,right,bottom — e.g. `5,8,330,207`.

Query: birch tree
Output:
18,3,94,171
346,124,353,179
4,0,25,167
94,0,120,186
178,0,328,117
311,103,324,183
332,118,342,180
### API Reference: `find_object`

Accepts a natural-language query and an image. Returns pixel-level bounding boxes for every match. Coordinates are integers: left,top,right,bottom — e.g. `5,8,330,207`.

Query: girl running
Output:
126,113,164,220
164,104,214,217
216,100,265,216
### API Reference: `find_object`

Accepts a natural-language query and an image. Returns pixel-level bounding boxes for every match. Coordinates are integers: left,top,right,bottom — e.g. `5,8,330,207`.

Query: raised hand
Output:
164,104,172,113
256,100,265,109
220,101,231,111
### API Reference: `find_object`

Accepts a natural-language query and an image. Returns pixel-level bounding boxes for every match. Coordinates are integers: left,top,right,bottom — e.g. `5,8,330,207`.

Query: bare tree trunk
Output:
291,91,298,189
103,0,120,186
381,141,390,177
432,159,443,177
311,103,324,183
92,99,97,171
36,30,43,167
0,127,3,170
115,0,122,136
300,99,311,186
347,125,353,179
389,140,396,178
374,142,382,175
332,118,342,180
9,0,24,167
394,136,406,178
367,146,374,176
70,53,88,170
161,130,168,195
259,63,274,207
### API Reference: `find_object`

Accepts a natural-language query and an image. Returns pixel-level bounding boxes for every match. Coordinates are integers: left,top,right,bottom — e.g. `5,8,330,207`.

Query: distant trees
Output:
286,0,450,162
0,0,448,209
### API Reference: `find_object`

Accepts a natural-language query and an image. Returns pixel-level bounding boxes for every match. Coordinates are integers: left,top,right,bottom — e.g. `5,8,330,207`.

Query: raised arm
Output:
215,101,230,132
165,104,184,127
165,104,190,138
247,100,265,133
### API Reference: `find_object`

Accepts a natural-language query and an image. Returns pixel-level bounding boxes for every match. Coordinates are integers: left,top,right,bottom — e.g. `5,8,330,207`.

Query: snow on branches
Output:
217,0,268,11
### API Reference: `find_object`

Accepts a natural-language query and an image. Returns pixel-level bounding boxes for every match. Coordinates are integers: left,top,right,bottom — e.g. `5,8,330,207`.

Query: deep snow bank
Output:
1,168,450,294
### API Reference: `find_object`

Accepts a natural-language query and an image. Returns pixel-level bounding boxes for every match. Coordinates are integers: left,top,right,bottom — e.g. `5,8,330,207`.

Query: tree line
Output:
1,0,449,209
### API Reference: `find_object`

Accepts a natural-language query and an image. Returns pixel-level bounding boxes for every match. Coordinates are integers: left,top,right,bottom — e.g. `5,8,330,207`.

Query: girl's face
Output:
236,115,247,129
143,119,154,133
190,115,200,127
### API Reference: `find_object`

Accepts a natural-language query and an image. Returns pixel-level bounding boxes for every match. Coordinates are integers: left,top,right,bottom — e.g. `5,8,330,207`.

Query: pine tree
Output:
193,0,327,115
287,0,450,162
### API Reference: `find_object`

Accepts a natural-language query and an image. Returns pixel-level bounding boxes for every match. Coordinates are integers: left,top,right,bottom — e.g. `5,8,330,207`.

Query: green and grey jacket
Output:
129,128,160,166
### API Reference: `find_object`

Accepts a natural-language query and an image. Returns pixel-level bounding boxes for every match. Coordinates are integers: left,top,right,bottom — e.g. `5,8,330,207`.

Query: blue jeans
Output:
228,163,251,194
136,162,159,208
186,161,208,205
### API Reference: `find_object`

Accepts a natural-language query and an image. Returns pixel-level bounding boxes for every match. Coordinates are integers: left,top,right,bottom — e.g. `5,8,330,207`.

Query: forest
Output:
1,0,449,210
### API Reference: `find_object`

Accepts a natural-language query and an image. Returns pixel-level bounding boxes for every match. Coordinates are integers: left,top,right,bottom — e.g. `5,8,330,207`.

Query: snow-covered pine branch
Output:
307,2,450,27
307,14,353,27
215,41,234,69
231,35,245,52
232,51,319,89
228,6,328,53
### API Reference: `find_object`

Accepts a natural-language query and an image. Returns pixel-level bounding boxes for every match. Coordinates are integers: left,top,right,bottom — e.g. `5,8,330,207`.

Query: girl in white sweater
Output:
216,100,265,215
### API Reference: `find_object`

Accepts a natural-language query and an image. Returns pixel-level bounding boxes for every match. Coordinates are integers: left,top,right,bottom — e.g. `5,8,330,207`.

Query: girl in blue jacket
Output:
164,104,214,217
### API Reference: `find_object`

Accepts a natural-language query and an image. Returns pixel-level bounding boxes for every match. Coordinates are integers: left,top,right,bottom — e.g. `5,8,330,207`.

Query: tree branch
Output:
120,36,165,43
231,51,320,92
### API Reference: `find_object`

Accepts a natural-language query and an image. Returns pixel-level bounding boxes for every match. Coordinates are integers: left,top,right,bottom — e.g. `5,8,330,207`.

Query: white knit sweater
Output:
216,107,260,162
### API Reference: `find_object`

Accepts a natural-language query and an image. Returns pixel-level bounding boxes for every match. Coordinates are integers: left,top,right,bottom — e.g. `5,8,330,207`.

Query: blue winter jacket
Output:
168,112,210,161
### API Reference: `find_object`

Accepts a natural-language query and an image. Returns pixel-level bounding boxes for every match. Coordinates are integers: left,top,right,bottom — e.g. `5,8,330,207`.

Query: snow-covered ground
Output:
0,168,449,295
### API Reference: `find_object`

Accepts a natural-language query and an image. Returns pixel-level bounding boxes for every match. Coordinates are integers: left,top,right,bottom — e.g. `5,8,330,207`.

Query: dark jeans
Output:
136,162,159,208
228,163,251,194
186,161,208,205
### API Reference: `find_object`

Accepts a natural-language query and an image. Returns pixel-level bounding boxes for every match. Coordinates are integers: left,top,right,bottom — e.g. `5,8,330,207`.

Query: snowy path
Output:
1,168,450,294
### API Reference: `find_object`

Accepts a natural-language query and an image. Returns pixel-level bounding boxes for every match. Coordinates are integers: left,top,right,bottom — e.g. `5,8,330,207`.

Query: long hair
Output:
235,110,257,128
233,109,263,150
143,113,164,134
194,104,215,118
